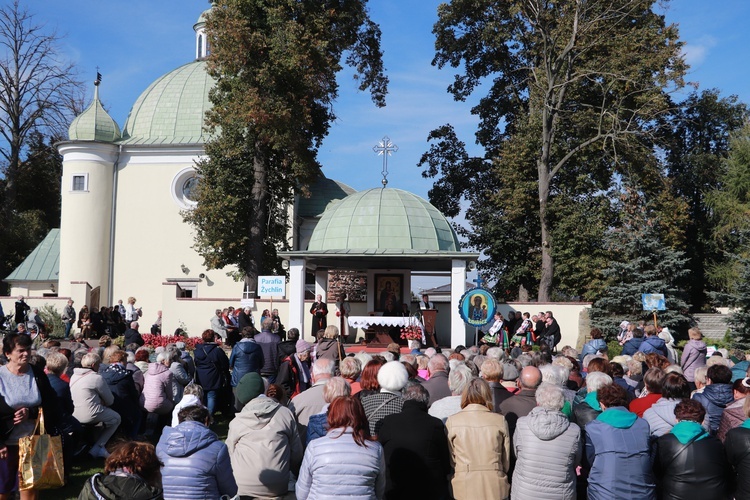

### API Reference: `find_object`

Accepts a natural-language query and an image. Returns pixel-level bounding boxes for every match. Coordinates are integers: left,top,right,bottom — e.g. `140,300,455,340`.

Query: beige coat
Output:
446,404,511,500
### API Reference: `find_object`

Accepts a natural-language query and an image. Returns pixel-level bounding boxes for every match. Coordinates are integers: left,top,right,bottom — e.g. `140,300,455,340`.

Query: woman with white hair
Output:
512,383,582,499
306,377,352,443
572,371,612,430
141,350,175,436
70,352,121,458
428,363,474,423
361,361,408,436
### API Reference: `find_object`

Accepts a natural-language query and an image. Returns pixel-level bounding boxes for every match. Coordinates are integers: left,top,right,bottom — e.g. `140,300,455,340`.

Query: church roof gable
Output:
5,229,60,282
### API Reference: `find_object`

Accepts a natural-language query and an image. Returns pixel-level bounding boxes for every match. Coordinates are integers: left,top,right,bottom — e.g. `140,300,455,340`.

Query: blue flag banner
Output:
642,293,666,311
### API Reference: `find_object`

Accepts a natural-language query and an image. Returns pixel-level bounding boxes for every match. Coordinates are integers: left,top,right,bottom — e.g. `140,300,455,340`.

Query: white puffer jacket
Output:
296,427,385,500
511,407,582,500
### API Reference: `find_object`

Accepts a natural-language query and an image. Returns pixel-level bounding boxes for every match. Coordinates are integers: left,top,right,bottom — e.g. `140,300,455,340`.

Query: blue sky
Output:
31,0,750,201
25,0,750,294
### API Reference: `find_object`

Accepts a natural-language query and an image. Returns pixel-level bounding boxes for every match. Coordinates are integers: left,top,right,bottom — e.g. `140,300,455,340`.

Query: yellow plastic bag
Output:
18,408,65,490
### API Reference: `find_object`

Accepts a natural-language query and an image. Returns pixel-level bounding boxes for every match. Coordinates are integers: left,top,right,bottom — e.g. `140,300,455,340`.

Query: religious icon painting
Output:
458,287,497,327
375,274,403,313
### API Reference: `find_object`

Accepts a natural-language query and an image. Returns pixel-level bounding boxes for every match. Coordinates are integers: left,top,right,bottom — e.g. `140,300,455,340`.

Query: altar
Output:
348,316,424,346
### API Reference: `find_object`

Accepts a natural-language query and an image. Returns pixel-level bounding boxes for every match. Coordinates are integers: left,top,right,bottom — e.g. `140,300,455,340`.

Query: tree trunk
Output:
245,152,270,298
538,167,553,302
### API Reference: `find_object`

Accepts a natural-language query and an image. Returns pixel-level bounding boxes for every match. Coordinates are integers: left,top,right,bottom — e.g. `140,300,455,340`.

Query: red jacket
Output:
629,392,661,417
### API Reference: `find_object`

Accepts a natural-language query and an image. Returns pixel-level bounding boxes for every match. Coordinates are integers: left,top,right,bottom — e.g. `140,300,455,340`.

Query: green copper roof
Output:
307,188,460,252
68,87,121,142
120,60,214,145
5,229,59,282
298,177,356,218
194,7,211,29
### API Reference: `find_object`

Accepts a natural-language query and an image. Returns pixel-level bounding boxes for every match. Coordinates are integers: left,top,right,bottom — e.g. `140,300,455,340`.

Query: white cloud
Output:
682,35,718,67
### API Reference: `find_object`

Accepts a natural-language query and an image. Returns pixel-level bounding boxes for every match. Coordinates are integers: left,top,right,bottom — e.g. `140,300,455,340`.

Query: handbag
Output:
18,408,65,490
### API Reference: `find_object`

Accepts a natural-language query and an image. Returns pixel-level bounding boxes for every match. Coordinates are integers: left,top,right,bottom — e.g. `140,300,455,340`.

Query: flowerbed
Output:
139,334,221,351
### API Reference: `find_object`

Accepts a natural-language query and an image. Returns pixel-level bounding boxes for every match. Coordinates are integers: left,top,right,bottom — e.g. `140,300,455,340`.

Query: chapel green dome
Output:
307,188,460,252
68,87,121,142
120,60,214,145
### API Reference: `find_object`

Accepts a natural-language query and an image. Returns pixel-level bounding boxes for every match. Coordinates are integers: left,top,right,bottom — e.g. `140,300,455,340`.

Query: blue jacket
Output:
585,407,655,500
193,343,230,392
621,337,644,356
229,339,264,387
580,339,608,365
692,383,734,434
156,421,237,500
638,336,668,357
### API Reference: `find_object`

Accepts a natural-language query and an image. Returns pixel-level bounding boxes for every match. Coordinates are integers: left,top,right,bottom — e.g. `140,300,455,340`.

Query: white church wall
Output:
110,148,241,317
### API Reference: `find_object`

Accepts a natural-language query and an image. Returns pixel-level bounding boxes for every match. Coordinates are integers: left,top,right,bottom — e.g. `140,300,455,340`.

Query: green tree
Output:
721,255,750,351
422,0,686,301
590,189,691,337
184,0,387,293
661,89,747,310
707,122,750,297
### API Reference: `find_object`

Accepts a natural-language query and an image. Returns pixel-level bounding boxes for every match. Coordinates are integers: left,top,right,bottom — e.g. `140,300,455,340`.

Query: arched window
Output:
197,34,203,59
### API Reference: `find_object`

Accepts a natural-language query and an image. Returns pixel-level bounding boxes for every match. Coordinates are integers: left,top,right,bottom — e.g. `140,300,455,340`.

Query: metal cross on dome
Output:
373,136,398,187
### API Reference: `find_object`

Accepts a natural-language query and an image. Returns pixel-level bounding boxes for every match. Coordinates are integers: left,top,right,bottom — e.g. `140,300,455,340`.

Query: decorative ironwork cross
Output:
473,276,485,289
373,136,398,187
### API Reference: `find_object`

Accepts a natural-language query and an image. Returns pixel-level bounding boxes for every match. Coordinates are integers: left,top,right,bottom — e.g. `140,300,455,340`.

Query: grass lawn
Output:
54,415,231,499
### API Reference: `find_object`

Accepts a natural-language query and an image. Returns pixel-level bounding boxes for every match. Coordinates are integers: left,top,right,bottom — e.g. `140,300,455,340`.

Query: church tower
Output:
57,77,120,303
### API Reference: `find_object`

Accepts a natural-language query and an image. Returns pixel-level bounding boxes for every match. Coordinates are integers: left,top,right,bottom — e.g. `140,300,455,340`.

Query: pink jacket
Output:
141,362,174,415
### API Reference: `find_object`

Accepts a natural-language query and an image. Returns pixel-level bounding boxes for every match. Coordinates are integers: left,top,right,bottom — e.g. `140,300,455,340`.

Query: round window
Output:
171,167,200,209
182,176,199,202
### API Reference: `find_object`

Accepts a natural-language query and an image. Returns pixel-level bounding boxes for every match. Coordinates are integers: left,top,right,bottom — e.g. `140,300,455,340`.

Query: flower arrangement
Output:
139,334,221,351
400,325,422,341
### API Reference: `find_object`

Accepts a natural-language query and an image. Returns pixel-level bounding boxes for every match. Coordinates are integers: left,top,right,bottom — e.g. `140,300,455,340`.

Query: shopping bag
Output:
18,408,65,490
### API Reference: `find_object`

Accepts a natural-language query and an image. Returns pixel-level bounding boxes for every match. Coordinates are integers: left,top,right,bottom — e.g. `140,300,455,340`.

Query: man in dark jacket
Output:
194,329,231,416
621,328,645,356
100,350,141,438
543,311,561,352
254,318,280,382
420,354,451,406
692,364,735,434
499,366,542,439
480,358,513,412
378,382,451,500
123,321,144,347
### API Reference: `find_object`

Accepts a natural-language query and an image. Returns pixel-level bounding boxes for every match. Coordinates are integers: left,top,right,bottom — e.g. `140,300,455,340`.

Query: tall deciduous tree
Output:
423,0,686,301
185,0,387,294
661,89,747,310
0,0,82,210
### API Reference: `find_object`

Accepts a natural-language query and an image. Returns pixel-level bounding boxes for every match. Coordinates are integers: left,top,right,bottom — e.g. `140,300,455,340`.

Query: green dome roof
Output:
308,188,460,252
194,8,211,29
68,87,121,142
120,60,214,145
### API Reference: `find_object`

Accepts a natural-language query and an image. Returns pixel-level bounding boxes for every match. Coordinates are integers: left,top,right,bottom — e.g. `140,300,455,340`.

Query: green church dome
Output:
68,86,121,142
307,188,460,252
120,60,214,145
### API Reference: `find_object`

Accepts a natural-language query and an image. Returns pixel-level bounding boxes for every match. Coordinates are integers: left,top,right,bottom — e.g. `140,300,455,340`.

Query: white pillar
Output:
314,269,327,301
289,259,306,338
451,260,467,348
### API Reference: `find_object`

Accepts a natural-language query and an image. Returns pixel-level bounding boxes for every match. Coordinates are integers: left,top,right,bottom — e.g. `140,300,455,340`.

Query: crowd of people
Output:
4,306,750,499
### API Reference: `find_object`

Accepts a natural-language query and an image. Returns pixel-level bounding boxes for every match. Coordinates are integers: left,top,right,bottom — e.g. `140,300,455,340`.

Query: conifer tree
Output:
590,189,691,337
